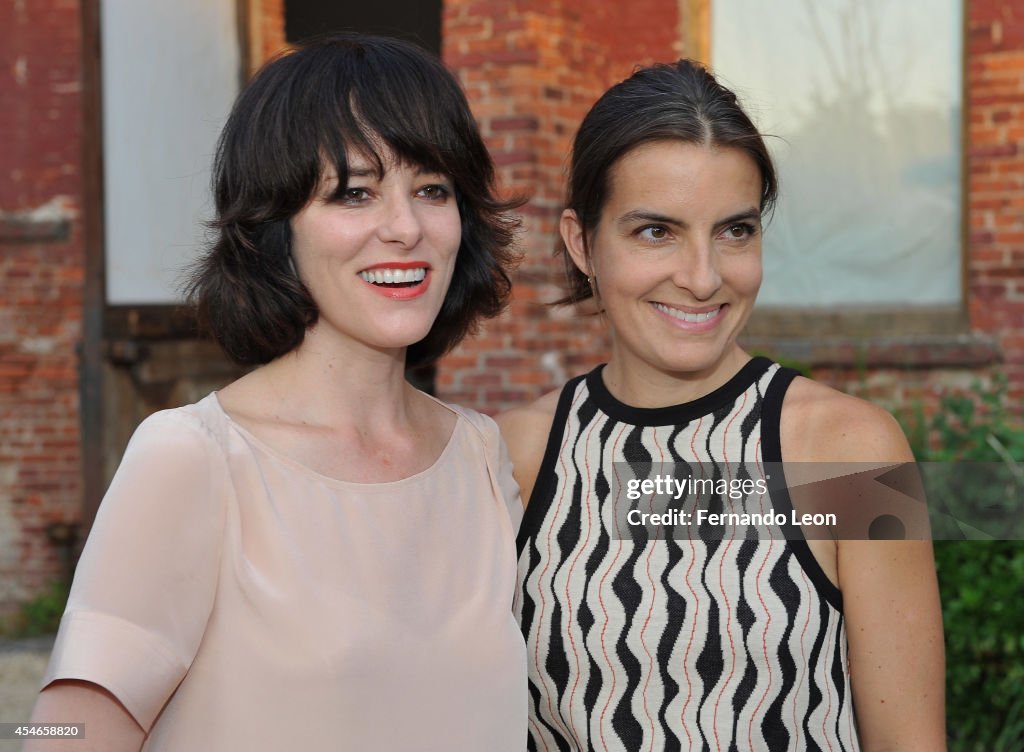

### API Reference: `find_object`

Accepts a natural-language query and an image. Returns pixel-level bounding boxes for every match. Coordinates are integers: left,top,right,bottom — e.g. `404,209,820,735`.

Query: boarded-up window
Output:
712,0,962,308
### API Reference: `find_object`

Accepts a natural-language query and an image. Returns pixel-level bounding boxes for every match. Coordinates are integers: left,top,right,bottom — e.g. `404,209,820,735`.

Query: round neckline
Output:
585,356,774,426
208,392,463,490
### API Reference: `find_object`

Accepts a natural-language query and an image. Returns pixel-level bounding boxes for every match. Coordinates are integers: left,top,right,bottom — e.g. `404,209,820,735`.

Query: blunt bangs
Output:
277,36,492,212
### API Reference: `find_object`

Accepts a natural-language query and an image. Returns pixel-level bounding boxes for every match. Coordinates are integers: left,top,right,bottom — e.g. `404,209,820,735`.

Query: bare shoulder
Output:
781,376,913,463
495,388,562,508
495,388,561,440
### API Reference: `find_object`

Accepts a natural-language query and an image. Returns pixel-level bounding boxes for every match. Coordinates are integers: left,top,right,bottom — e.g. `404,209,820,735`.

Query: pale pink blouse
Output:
44,393,526,750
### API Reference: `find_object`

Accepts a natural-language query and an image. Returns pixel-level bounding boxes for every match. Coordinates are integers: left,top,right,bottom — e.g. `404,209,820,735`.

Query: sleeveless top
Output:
514,358,861,752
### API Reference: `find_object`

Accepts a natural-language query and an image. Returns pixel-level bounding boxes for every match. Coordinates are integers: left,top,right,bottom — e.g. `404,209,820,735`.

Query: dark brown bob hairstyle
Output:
559,59,778,304
186,33,519,368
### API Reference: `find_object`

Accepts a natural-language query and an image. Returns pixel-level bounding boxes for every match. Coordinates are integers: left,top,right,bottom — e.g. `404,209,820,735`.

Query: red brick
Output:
491,116,540,132
1,0,85,613
489,48,540,66
969,142,1020,158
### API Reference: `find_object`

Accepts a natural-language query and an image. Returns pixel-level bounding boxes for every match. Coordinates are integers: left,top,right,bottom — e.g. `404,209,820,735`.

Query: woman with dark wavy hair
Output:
29,34,525,751
500,59,944,751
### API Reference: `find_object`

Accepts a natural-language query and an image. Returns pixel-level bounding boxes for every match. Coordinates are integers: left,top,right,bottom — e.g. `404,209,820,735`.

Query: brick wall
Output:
439,0,686,410
0,0,84,618
965,0,1024,398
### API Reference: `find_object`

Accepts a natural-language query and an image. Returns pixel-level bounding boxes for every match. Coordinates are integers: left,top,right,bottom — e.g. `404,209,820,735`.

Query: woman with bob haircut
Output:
29,34,526,751
499,60,945,750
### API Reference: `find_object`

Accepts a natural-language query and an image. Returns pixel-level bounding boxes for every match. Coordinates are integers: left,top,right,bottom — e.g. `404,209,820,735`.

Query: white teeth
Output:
358,268,427,285
653,303,721,323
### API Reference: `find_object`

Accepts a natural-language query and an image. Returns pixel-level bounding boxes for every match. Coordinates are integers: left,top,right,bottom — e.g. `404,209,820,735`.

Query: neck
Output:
601,346,751,409
252,328,420,432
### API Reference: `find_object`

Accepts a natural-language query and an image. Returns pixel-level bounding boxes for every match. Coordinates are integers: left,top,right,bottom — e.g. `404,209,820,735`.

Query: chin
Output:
384,327,437,351
365,312,440,346
655,343,738,377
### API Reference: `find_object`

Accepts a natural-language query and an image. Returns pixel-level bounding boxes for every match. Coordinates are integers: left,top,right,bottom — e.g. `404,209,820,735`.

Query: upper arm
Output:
495,389,560,508
783,382,946,749
840,537,945,750
27,681,145,752
41,411,227,734
834,406,945,749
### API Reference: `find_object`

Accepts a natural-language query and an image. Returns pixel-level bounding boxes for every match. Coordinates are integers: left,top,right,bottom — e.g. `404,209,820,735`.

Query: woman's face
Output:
562,140,763,384
290,147,461,358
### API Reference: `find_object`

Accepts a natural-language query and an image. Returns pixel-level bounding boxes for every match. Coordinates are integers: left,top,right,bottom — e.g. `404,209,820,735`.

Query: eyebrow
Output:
319,166,379,192
616,206,762,229
337,165,449,181
717,208,762,227
344,166,377,179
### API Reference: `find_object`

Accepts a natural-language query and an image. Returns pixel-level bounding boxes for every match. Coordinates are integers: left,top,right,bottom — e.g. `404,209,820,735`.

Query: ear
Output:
559,209,590,276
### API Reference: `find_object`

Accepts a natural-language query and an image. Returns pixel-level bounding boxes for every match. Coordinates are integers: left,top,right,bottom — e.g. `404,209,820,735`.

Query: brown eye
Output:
639,225,669,242
417,184,451,201
722,222,757,241
342,187,370,203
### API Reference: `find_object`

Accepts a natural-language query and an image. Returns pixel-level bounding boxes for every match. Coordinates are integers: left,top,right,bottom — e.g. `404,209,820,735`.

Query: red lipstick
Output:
360,261,430,271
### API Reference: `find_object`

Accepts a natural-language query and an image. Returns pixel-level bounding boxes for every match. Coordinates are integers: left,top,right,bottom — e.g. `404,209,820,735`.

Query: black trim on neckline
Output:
585,356,774,427
761,367,845,613
515,374,587,556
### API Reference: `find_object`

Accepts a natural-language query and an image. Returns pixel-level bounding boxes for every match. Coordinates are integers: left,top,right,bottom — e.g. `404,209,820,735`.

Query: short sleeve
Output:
43,410,227,731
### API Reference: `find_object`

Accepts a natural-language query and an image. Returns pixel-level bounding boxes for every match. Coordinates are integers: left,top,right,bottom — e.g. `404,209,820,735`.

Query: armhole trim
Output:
762,368,845,613
515,375,586,556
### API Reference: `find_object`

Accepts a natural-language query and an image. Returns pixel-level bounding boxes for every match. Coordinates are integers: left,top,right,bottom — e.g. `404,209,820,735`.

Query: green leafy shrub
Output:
16,580,69,638
900,374,1024,751
936,541,1024,750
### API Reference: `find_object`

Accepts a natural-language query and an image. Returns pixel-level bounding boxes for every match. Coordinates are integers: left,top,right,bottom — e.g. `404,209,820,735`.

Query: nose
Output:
377,194,423,248
671,240,722,301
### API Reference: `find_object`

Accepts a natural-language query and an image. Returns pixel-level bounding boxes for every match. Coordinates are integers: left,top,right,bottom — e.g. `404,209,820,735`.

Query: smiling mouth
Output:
652,302,723,323
358,267,428,288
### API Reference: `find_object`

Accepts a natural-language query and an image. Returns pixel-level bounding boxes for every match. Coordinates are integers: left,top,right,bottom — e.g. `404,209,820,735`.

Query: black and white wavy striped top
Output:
514,357,860,751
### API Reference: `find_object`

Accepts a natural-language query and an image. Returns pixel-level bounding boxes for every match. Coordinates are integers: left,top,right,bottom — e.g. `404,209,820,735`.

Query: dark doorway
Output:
285,1,442,53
